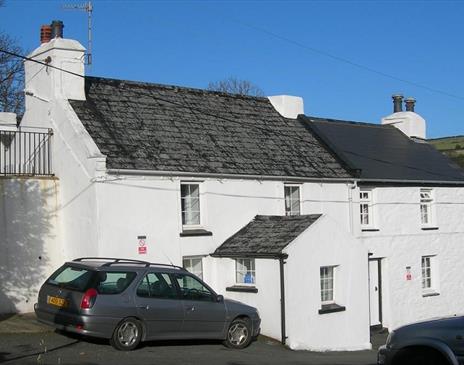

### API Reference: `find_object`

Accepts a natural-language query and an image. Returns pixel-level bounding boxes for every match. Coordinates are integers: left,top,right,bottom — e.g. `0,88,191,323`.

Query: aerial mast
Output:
62,1,93,67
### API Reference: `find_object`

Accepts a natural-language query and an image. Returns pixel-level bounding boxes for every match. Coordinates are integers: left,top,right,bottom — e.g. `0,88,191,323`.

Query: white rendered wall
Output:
284,215,371,351
21,38,105,261
359,186,464,330
214,258,282,340
94,177,353,265
0,178,63,313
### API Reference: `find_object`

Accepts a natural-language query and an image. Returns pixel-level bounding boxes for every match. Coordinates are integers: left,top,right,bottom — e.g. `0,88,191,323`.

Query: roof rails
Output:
72,257,184,270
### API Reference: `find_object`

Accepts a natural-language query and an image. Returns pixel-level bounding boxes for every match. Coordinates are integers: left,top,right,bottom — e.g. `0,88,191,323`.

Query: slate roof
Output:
68,77,351,179
211,215,321,258
302,116,464,183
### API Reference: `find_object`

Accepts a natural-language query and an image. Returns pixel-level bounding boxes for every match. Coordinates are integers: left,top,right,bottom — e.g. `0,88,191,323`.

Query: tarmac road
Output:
0,331,379,365
0,314,385,365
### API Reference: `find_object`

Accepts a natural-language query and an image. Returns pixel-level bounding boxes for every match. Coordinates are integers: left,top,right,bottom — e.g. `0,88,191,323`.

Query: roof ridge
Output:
85,75,270,102
306,115,389,128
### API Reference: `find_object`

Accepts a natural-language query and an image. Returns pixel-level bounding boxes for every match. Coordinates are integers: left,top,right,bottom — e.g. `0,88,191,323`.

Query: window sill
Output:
421,227,439,231
422,291,440,297
318,303,346,315
361,228,380,232
179,229,213,237
226,286,258,293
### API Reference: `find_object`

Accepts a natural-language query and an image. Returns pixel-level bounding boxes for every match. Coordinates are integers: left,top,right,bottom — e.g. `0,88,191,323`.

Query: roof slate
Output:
212,215,321,258
69,77,351,179
302,116,464,183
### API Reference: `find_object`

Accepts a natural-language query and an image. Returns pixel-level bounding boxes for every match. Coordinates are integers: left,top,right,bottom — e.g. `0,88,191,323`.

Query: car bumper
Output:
378,345,397,365
34,303,119,339
252,317,261,338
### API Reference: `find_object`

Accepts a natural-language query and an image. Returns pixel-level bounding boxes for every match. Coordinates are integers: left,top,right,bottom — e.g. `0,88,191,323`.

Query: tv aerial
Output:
62,1,93,66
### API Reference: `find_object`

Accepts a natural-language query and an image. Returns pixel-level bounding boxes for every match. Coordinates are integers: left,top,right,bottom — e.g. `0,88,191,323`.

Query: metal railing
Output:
0,128,53,176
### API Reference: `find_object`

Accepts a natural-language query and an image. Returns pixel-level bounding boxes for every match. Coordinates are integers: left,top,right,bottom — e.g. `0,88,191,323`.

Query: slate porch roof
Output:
69,77,351,179
301,116,464,184
211,215,321,258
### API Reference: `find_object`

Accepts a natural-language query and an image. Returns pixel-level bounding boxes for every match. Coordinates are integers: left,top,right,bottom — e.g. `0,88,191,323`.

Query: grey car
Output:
34,258,261,351
378,316,464,365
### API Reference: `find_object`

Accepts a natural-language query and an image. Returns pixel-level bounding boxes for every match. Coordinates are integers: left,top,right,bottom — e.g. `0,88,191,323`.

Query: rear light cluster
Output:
80,288,98,309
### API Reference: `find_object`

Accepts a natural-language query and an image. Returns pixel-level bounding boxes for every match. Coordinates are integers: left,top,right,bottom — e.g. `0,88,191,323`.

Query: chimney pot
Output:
405,97,416,112
40,25,52,44
392,94,404,113
50,20,64,39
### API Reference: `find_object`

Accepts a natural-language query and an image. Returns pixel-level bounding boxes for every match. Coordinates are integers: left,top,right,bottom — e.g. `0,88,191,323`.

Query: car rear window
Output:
47,265,137,294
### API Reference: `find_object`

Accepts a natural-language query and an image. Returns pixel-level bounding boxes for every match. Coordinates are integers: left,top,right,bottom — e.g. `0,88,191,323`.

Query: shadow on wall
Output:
0,178,58,314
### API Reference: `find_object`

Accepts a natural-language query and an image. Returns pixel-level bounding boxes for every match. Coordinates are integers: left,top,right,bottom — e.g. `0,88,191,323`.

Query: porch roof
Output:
211,214,321,258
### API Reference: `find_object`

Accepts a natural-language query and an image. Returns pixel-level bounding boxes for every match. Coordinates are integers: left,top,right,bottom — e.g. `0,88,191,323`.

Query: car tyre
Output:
395,348,447,365
110,318,142,351
223,318,252,349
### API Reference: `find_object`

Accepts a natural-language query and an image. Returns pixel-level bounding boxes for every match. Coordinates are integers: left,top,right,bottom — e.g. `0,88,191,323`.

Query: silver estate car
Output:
378,316,464,365
35,258,261,351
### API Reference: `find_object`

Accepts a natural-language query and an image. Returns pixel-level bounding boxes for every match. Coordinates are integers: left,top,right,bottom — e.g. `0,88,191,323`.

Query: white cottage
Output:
10,24,464,351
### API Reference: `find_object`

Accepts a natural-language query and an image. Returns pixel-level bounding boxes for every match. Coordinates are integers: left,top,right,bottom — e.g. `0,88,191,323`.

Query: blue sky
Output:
1,0,464,138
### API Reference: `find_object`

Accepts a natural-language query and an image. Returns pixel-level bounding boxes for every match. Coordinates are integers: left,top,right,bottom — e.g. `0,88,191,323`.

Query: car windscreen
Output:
47,265,137,294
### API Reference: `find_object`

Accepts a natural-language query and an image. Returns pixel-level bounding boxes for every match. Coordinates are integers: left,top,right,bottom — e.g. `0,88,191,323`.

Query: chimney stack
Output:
51,20,64,39
40,25,52,44
392,94,403,113
405,97,416,112
382,94,425,139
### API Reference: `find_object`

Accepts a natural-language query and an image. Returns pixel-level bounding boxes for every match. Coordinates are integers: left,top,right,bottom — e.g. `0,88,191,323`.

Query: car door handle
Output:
137,305,149,310
185,306,195,312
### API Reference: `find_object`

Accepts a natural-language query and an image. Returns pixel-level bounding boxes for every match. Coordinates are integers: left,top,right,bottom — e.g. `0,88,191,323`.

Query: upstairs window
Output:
360,190,373,227
181,183,200,227
284,185,301,216
236,258,256,285
420,189,433,226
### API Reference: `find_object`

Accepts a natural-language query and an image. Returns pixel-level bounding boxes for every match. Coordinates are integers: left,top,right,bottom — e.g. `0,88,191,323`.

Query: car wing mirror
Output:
216,294,224,303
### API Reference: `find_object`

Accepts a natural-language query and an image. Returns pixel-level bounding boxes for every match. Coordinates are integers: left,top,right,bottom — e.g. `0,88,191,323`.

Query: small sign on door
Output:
138,235,147,255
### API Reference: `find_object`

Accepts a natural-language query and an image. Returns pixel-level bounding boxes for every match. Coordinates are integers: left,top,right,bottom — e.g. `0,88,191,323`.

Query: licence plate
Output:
47,295,67,308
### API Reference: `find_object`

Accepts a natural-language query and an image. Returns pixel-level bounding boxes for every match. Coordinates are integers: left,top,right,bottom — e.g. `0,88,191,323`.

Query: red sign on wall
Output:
405,266,412,281
138,235,147,255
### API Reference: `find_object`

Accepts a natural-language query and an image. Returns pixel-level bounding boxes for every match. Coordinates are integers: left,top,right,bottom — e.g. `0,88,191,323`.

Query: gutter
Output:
210,252,286,260
106,169,464,186
106,168,356,184
358,178,464,186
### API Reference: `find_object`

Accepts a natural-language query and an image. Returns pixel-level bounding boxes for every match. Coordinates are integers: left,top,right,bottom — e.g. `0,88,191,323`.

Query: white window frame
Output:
180,182,202,229
284,184,301,216
420,189,434,227
320,266,337,305
182,256,203,280
421,255,439,295
235,258,256,285
359,189,374,228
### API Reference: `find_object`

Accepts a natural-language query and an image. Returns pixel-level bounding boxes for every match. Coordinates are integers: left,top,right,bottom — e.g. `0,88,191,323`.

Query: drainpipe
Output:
279,255,288,345
348,181,358,234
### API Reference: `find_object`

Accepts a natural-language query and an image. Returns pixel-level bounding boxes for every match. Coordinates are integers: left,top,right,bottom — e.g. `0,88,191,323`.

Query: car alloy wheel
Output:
224,318,252,349
111,318,142,351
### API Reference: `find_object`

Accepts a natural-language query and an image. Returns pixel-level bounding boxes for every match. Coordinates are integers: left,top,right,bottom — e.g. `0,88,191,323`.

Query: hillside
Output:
429,136,464,168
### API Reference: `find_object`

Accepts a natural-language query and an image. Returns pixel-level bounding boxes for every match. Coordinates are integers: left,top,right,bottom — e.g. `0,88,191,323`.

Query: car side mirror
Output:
216,294,224,303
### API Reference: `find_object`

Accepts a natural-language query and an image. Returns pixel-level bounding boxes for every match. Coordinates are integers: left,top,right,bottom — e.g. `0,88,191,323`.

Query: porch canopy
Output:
211,214,321,259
